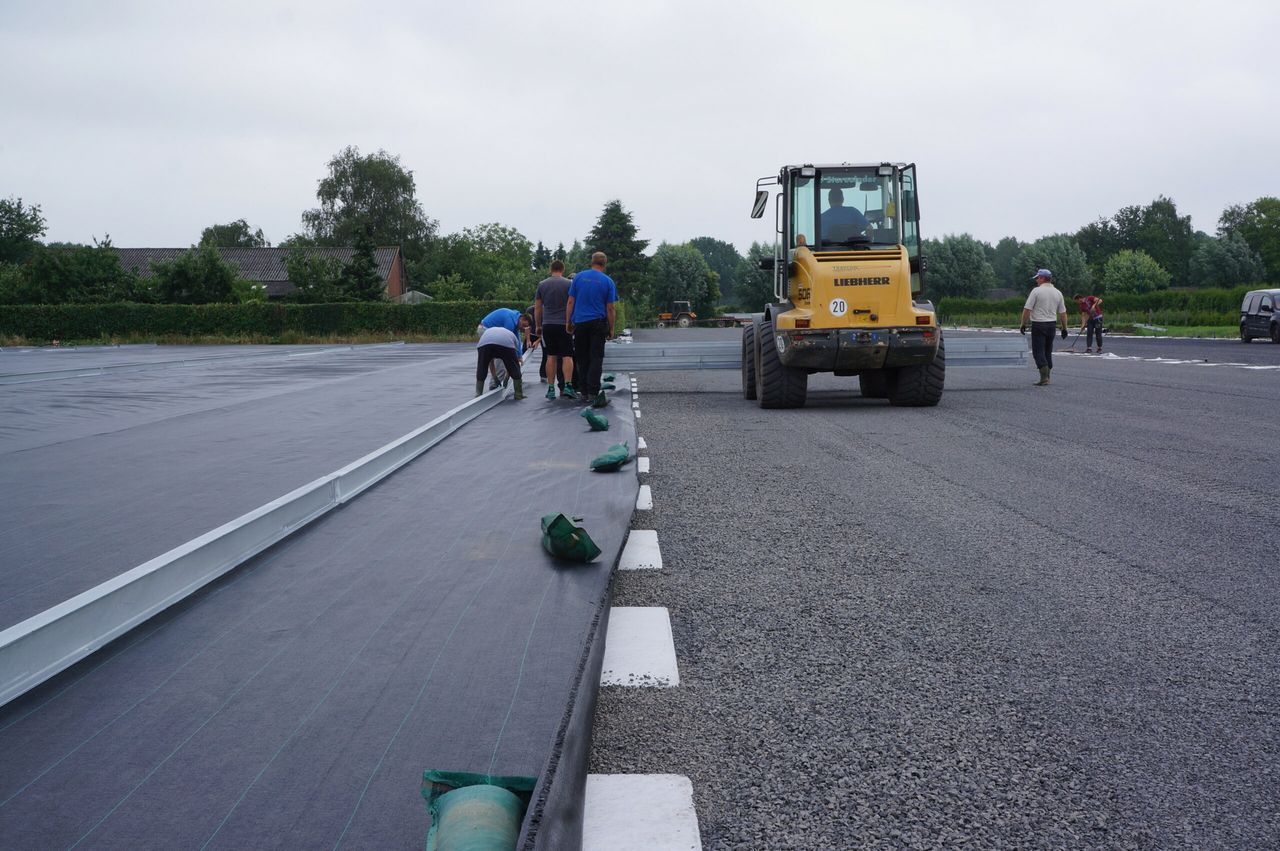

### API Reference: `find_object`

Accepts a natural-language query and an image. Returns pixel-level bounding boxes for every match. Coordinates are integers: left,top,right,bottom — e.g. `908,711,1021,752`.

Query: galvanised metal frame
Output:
0,385,507,708
602,338,1028,371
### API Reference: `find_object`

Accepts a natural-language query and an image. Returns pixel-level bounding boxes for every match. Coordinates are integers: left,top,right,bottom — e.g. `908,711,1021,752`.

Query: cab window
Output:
791,175,815,249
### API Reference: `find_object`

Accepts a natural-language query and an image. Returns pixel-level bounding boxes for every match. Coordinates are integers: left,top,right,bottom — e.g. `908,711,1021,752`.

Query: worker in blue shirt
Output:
820,187,870,244
565,251,617,408
476,307,531,388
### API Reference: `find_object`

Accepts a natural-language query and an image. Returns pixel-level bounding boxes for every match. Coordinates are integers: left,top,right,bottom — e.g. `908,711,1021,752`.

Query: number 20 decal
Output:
829,298,848,316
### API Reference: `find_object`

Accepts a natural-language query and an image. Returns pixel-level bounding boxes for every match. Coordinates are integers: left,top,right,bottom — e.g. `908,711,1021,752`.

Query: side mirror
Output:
751,190,769,219
758,257,776,271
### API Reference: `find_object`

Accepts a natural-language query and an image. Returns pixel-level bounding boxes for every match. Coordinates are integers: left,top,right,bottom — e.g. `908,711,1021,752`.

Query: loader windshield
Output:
791,168,900,251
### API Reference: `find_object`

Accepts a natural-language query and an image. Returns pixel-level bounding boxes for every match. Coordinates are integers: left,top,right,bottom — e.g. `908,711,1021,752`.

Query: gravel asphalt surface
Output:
591,328,1280,849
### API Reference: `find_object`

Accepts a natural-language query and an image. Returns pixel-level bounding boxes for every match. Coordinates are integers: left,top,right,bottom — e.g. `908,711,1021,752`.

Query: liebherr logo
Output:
834,276,890,286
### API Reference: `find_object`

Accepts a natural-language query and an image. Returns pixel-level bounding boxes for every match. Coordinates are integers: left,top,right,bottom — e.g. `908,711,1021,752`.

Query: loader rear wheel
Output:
888,336,945,407
677,315,693,328
741,323,757,400
858,371,889,399
756,319,807,408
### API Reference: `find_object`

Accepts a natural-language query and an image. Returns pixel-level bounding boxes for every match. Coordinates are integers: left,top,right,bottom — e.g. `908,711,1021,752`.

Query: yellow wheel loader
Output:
743,162,944,408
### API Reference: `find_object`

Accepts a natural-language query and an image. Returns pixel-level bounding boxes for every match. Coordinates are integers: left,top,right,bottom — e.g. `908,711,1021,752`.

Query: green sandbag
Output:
590,442,631,472
602,372,616,381
580,408,609,431
541,512,602,562
422,770,535,851
601,382,616,390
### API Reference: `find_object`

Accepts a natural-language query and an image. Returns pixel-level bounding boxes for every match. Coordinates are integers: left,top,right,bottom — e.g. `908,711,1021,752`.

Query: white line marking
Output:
637,437,647,451
635,485,653,511
634,409,641,418
619,529,661,569
583,775,702,851
601,607,679,687
638,456,650,473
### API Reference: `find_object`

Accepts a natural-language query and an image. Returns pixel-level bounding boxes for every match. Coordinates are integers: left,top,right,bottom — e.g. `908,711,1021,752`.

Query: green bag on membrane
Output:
602,373,616,381
590,442,631,472
541,513,602,562
601,382,616,390
580,408,609,431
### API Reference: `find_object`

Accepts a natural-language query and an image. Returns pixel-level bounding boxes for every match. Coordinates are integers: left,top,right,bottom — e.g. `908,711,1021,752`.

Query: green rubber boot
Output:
1034,366,1050,386
475,380,485,397
513,379,525,400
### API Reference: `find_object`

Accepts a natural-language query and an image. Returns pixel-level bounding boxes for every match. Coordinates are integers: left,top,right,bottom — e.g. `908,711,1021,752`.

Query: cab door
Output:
900,164,924,297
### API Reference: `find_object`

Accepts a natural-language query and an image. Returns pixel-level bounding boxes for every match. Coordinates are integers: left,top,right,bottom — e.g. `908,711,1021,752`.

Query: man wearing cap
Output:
1019,269,1069,386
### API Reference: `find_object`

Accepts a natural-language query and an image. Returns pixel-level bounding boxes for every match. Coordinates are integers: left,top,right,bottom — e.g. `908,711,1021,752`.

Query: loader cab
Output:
753,162,925,298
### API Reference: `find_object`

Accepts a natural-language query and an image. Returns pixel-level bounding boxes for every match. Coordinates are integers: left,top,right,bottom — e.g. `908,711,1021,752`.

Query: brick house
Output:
114,246,407,299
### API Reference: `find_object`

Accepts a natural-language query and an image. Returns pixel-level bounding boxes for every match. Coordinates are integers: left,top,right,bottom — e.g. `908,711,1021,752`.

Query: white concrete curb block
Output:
619,530,662,570
635,485,653,511
638,456,650,473
583,774,702,851
637,437,647,451
0,388,507,708
601,607,679,687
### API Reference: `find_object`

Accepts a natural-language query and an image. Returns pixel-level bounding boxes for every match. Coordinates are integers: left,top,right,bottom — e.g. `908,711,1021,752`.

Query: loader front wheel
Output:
741,323,757,400
756,319,807,408
888,336,945,407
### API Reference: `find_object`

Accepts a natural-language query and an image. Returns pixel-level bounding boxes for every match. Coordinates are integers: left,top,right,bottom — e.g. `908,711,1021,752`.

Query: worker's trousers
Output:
1086,316,1104,349
1030,321,1057,369
476,344,521,383
572,319,609,397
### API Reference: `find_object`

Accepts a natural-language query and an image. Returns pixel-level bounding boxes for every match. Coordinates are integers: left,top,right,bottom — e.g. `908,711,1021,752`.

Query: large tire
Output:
1271,323,1280,344
888,336,945,407
1241,324,1251,343
656,319,668,329
755,319,807,408
741,323,757,400
677,315,693,328
858,371,889,399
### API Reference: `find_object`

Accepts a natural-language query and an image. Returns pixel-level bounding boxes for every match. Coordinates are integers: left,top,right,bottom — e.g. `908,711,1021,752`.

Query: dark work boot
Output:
1034,366,1050,386
513,379,525,400
475,380,485,397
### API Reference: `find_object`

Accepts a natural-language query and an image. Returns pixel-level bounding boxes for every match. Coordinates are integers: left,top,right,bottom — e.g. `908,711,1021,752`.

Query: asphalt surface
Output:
591,328,1280,849
0,369,638,849
0,343,474,629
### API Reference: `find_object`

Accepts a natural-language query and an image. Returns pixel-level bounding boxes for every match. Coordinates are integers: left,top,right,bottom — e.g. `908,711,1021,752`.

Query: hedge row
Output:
0,299,636,342
937,286,1257,320
0,301,516,341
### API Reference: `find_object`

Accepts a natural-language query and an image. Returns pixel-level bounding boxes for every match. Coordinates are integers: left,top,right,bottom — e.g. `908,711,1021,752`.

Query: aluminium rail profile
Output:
0,385,507,708
602,338,1028,371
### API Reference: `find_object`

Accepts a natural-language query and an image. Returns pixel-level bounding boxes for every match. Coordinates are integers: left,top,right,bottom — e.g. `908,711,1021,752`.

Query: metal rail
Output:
0,385,507,707
603,337,1027,371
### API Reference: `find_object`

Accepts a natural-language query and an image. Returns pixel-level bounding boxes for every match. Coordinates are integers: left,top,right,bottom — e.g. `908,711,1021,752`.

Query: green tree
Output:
990,236,1025,289
1102,249,1170,293
425,272,473,301
921,234,996,298
688,237,745,303
0,197,47,265
553,242,566,261
1073,217,1121,280
458,223,535,299
737,242,777,312
564,239,591,275
532,240,552,272
341,228,384,300
648,243,721,317
1218,197,1280,281
284,246,346,303
152,245,242,303
584,200,649,297
1189,233,1266,287
21,238,144,303
1015,235,1092,294
199,219,268,248
301,146,438,262
1133,196,1194,284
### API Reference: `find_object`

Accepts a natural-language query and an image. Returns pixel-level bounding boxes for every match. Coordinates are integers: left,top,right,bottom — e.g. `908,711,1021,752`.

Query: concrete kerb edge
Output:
0,384,508,708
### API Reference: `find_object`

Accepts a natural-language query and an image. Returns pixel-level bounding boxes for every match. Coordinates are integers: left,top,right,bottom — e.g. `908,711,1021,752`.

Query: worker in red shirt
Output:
1073,293,1105,353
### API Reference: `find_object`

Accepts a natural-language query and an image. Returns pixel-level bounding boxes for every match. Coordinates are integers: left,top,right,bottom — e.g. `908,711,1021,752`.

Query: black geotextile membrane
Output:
0,387,638,850
0,344,471,630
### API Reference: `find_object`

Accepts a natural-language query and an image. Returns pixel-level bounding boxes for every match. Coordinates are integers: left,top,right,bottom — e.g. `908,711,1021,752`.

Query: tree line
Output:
4,145,1275,314
924,195,1278,299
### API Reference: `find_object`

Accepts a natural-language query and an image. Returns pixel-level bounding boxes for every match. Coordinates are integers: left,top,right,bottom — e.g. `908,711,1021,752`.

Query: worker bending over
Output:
475,325,525,399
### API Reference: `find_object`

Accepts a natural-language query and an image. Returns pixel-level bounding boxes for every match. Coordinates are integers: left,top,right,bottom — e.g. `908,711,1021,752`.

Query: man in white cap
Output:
1019,268,1069,386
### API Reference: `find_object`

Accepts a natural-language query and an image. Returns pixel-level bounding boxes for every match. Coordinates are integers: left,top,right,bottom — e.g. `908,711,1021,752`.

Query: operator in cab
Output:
821,187,871,238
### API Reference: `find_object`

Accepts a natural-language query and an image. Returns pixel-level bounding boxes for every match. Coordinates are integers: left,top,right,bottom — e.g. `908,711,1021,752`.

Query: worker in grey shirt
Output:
534,259,577,400
1019,268,1069,386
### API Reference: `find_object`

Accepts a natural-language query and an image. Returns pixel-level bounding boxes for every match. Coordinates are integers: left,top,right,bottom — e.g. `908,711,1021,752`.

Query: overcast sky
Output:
3,0,1277,255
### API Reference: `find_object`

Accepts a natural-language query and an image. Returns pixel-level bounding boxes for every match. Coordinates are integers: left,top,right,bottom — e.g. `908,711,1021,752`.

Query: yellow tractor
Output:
743,162,944,408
